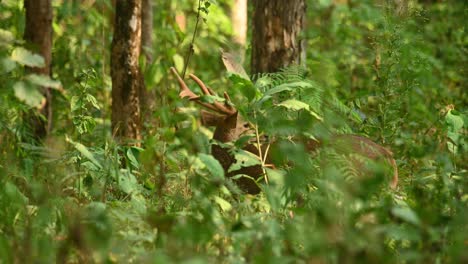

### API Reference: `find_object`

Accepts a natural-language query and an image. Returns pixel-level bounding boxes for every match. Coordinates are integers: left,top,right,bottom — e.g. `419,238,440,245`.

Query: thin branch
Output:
182,0,203,78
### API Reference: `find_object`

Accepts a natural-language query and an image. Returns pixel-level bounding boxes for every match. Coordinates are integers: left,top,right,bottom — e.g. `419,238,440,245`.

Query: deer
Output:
170,67,398,195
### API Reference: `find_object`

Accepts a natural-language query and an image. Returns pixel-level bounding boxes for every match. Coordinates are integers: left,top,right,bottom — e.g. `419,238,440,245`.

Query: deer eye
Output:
243,123,250,128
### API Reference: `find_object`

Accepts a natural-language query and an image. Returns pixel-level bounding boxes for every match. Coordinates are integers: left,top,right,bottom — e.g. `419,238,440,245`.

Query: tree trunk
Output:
23,0,53,138
111,0,143,144
140,0,154,126
251,0,306,74
231,0,248,61
141,0,153,63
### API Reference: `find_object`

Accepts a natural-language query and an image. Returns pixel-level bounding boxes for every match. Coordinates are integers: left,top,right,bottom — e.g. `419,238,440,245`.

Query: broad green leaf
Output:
265,168,285,187
173,54,184,73
278,99,310,111
445,109,465,153
229,74,259,102
277,99,323,121
26,74,61,89
66,136,103,169
214,196,232,212
391,206,421,226
11,47,45,68
198,153,224,179
1,58,16,73
0,29,15,45
445,109,464,133
228,149,261,173
118,170,139,194
127,148,140,169
13,81,45,108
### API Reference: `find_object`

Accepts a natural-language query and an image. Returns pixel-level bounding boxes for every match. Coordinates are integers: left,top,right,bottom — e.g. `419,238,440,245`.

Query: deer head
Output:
170,67,398,194
170,67,263,193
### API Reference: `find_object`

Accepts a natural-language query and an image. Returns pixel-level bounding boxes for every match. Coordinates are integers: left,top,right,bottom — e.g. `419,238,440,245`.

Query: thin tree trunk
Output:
140,0,154,126
231,0,248,61
251,0,306,74
111,0,143,144
141,0,153,63
24,0,53,138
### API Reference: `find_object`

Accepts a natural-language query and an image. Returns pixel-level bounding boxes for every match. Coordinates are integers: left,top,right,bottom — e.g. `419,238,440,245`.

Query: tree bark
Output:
111,0,143,144
251,0,306,74
141,0,153,63
24,0,53,138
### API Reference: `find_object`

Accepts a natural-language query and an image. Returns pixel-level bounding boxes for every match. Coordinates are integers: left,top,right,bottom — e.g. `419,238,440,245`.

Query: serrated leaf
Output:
11,47,45,68
198,153,224,179
228,149,261,173
86,94,101,110
13,81,45,108
26,74,61,89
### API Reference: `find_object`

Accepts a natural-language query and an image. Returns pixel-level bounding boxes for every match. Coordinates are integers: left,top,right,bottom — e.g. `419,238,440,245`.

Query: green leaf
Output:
126,148,140,169
228,149,261,173
86,94,101,110
391,206,421,226
0,29,15,46
11,47,45,68
26,74,61,89
214,196,232,212
277,99,323,121
229,74,259,102
1,58,16,73
70,96,81,112
118,170,139,194
13,81,45,108
445,109,464,133
173,54,184,73
198,153,224,179
445,109,465,153
277,99,310,111
265,81,313,97
66,136,103,169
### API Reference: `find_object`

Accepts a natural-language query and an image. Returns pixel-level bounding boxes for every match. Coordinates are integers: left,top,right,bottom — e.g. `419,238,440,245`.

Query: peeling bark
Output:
251,0,306,74
111,0,143,144
24,0,53,138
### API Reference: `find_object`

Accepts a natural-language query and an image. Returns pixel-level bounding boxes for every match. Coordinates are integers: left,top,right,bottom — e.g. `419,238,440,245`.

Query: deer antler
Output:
170,67,237,115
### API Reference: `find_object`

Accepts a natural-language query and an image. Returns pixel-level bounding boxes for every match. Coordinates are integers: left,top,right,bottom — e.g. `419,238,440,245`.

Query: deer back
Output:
170,67,398,194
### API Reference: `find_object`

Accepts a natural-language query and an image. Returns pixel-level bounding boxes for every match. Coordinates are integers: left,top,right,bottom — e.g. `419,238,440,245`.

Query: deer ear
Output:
200,110,225,127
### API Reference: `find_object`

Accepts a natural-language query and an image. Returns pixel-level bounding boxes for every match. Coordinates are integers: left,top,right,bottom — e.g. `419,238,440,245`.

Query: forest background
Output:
0,0,466,263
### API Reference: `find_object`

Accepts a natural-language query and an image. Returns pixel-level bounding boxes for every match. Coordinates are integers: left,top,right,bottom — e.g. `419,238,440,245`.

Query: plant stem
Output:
182,0,203,78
